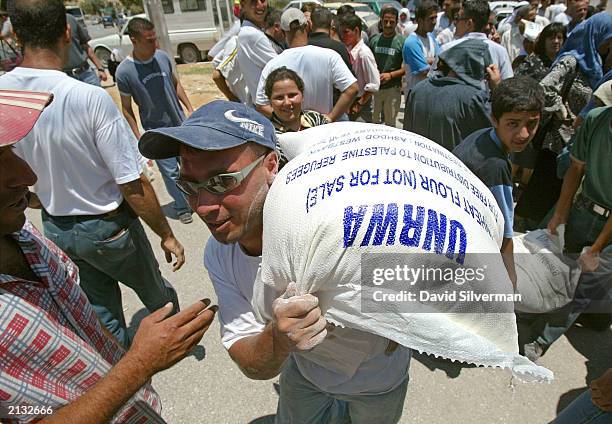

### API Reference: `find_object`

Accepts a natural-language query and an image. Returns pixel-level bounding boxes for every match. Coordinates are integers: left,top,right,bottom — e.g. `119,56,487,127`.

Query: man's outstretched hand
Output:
126,299,217,377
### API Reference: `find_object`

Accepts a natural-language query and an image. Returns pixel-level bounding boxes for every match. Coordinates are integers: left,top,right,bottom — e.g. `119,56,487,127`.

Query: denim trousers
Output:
41,206,179,347
551,388,611,424
74,67,101,87
155,157,190,215
517,199,611,352
275,355,409,424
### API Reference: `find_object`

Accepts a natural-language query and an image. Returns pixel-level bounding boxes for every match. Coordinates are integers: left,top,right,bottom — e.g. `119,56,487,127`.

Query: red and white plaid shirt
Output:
0,221,164,423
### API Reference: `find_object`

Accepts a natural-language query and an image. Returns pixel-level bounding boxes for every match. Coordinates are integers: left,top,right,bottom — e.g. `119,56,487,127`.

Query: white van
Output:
66,5,85,25
89,0,235,65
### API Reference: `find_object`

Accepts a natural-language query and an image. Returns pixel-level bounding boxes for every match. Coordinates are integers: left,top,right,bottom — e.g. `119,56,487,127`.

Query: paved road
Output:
86,20,122,40
24,165,611,424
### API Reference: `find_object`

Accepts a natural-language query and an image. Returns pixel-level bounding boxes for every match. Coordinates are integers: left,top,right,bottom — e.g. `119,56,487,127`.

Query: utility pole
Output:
143,0,173,59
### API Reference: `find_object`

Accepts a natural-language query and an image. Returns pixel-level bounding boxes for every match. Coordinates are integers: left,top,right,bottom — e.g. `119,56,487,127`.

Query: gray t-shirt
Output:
65,14,90,70
116,50,185,130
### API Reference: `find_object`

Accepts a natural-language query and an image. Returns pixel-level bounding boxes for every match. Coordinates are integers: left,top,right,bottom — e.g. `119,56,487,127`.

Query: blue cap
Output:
139,100,277,159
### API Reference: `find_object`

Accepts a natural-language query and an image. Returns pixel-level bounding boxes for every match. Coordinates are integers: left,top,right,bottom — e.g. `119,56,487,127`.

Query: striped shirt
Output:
0,221,163,423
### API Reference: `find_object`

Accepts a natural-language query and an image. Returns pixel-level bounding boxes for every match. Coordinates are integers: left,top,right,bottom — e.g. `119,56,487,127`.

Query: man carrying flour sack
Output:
139,100,411,423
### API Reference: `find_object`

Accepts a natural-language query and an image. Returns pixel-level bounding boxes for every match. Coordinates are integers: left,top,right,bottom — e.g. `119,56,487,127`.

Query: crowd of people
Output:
0,0,610,422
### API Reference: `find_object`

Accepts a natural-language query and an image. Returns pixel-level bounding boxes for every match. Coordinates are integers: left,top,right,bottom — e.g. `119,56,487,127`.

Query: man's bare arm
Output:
212,69,240,102
501,237,517,290
120,95,141,139
86,45,107,82
328,82,358,122
228,287,327,380
119,175,185,270
548,158,586,234
173,73,194,115
590,214,612,255
228,323,291,380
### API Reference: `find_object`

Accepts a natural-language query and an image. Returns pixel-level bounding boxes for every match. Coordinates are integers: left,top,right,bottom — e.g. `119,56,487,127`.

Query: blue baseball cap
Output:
139,100,277,159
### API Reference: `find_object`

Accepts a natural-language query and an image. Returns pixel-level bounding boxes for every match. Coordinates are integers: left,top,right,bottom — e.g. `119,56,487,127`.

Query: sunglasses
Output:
176,155,265,196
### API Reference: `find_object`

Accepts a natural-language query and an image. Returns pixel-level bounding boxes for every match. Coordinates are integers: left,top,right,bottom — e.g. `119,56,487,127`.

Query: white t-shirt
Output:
255,45,356,115
501,25,524,61
0,67,143,216
349,39,380,97
208,19,241,59
1,18,12,38
237,20,278,104
434,12,451,36
553,12,571,26
204,238,410,395
213,35,251,106
545,4,567,22
436,25,456,46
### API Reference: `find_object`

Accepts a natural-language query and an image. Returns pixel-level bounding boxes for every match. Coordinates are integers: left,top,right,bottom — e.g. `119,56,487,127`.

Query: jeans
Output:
74,67,101,87
517,199,611,353
372,87,402,127
41,205,179,347
155,157,190,215
551,389,611,424
275,355,409,424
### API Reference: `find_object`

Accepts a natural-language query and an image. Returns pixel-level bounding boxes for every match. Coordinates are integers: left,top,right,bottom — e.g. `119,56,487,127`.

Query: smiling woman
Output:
264,66,330,135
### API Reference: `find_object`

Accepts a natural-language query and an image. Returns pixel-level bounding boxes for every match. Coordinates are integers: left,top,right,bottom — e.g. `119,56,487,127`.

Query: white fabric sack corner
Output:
513,227,582,313
254,123,553,383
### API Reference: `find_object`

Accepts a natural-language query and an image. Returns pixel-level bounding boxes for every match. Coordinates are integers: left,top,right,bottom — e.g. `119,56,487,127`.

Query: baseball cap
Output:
280,8,308,31
0,89,53,147
139,100,277,159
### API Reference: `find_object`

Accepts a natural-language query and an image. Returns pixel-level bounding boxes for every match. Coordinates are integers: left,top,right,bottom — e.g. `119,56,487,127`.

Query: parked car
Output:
90,0,234,66
494,7,515,25
102,15,114,27
323,2,379,29
489,1,525,12
356,0,402,15
282,0,324,11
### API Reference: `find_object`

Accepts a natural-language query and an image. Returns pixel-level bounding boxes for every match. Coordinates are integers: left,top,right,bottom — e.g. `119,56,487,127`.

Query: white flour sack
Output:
513,228,581,313
254,122,553,382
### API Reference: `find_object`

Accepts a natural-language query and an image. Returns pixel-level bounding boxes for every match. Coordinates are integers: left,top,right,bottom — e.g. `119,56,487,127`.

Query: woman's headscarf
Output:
399,8,410,24
553,12,612,89
438,39,493,89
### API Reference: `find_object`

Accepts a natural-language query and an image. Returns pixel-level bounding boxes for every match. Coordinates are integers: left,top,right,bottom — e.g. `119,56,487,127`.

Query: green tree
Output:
79,0,106,15
120,0,144,13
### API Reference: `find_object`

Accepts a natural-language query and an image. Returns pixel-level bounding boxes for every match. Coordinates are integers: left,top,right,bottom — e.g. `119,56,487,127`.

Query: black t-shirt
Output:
308,32,353,74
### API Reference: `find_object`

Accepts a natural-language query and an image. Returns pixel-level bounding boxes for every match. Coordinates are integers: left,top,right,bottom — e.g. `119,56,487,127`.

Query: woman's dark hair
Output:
491,76,545,120
534,22,566,60
10,0,67,50
264,67,305,98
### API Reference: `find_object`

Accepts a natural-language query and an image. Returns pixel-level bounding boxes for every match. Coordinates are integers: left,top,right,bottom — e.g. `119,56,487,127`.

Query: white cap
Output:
280,8,308,31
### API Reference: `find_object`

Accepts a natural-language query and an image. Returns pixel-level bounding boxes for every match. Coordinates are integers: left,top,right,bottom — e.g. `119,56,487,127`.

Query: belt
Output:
579,195,611,219
43,202,128,221
64,62,90,76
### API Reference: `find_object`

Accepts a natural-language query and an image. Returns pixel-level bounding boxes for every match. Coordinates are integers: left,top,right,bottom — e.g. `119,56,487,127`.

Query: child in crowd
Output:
453,76,545,288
